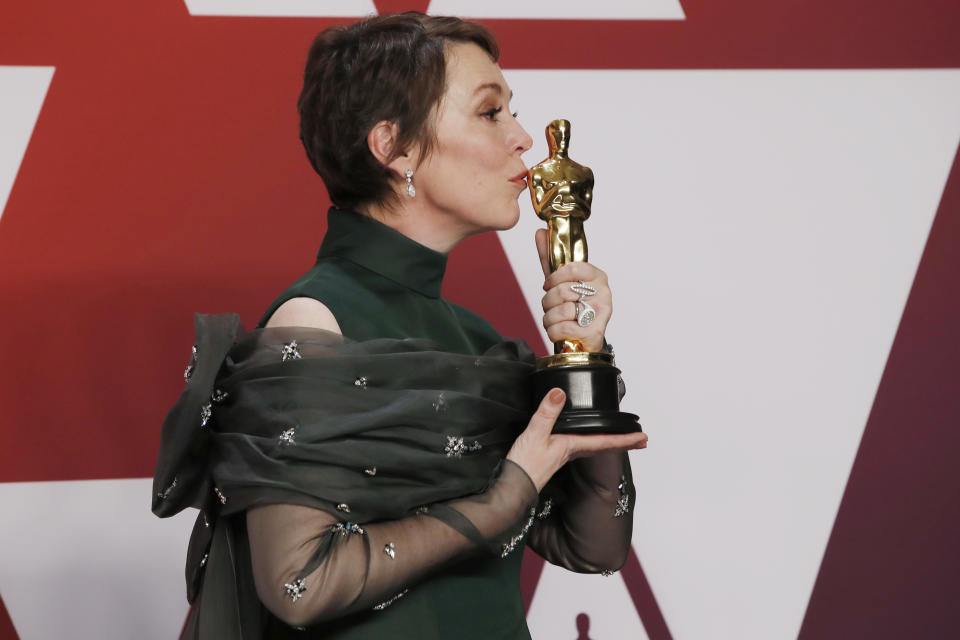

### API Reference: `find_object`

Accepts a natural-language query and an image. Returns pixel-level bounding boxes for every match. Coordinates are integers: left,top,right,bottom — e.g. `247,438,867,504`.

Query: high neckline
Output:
316,208,448,299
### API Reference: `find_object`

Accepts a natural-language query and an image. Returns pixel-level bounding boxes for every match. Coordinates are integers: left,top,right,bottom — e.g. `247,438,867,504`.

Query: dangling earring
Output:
405,169,416,197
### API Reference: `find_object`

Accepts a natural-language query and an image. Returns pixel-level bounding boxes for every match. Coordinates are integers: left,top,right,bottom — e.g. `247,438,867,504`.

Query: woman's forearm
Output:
247,460,538,627
527,450,635,573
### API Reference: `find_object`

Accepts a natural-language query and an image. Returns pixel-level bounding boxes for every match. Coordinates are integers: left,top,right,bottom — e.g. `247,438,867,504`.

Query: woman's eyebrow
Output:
473,82,513,99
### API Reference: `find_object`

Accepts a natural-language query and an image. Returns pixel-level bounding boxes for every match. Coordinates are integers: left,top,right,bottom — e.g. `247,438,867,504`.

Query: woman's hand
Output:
507,389,647,492
536,228,611,353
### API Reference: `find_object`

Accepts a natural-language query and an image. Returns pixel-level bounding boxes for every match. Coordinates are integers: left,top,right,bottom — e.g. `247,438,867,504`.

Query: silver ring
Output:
571,280,597,299
576,300,596,327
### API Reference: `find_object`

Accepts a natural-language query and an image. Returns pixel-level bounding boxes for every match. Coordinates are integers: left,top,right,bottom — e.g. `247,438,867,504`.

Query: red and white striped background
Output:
1,2,958,638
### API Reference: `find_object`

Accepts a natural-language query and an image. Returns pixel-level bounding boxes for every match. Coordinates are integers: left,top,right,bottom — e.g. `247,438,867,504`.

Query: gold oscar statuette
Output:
527,119,641,434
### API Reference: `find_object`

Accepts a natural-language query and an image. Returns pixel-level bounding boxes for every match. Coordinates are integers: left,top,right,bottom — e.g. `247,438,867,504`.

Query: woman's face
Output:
411,42,534,237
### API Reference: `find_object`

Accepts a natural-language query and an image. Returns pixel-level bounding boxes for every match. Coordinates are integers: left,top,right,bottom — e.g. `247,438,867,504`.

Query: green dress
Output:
154,206,636,639
257,208,531,639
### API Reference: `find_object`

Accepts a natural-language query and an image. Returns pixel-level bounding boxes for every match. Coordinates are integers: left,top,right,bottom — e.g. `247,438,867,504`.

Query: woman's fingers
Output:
542,302,578,329
535,228,551,279
545,321,597,345
544,261,608,291
508,388,647,491
527,388,566,437
541,284,581,311
562,431,648,459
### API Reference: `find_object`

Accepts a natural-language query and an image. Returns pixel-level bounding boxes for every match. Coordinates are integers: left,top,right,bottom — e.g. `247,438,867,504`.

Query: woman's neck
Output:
359,200,473,255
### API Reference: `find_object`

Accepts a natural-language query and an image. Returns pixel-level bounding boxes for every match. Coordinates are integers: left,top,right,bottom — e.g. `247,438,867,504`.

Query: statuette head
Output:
546,119,571,156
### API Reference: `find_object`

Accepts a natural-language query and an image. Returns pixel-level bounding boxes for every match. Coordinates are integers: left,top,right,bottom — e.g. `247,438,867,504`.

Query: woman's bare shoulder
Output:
264,297,342,334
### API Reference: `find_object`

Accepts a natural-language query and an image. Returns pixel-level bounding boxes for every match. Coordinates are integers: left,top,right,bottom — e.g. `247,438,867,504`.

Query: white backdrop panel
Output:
428,0,685,20
0,479,195,640
528,563,651,639
0,66,54,223
503,69,960,640
183,1,377,17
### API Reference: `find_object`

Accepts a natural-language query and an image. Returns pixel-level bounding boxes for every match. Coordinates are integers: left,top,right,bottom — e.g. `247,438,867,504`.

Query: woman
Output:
153,13,647,639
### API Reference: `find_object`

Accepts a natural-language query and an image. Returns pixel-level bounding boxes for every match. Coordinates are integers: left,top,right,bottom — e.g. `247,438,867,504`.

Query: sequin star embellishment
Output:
501,507,537,558
444,436,465,457
200,403,212,428
156,476,177,501
278,427,296,446
284,578,307,603
372,589,408,611
214,487,227,505
383,542,396,559
354,376,368,389
281,340,302,361
333,522,365,537
537,498,553,520
184,345,198,382
614,474,631,518
614,494,630,518
444,435,482,458
211,389,229,404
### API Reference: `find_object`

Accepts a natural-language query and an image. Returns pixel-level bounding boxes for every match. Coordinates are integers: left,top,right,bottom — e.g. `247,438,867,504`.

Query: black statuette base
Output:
532,362,641,435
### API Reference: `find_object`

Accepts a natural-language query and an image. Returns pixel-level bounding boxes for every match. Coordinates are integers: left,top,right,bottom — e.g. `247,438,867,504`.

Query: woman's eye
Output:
511,111,519,119
482,107,503,120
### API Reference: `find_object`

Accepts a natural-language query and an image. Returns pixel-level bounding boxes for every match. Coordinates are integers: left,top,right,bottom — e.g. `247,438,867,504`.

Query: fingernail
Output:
548,389,565,403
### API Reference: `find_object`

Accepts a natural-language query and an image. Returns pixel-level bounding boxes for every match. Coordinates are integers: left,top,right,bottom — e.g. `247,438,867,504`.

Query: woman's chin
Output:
463,203,522,236
496,203,523,231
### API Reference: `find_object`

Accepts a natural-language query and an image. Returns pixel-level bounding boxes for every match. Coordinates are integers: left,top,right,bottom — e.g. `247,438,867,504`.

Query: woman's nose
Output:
511,120,534,155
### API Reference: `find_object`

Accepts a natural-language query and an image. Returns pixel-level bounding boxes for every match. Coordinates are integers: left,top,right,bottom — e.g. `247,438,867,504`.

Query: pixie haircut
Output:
298,13,500,211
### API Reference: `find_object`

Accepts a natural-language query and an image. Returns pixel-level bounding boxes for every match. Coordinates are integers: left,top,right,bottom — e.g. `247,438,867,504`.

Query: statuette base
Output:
532,357,641,435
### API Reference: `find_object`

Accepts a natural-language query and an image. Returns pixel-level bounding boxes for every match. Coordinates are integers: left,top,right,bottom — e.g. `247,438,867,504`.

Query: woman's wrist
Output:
502,457,541,497
505,452,553,493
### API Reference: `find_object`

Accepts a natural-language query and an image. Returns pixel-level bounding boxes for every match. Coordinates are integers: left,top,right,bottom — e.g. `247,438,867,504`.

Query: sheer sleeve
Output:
526,340,638,574
526,451,636,574
247,459,538,628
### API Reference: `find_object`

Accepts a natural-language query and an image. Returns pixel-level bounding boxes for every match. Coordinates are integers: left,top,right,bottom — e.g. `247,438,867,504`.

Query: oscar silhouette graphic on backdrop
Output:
575,612,594,640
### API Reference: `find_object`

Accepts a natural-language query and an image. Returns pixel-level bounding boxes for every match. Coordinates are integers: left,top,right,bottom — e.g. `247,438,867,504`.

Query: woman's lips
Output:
509,171,528,188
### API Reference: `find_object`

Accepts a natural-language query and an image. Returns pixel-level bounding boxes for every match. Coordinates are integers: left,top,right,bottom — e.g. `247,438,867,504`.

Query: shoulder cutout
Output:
264,297,342,334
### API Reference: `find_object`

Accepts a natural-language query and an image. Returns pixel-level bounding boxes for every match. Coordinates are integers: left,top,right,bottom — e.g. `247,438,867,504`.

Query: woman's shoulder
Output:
265,297,342,333
258,260,368,329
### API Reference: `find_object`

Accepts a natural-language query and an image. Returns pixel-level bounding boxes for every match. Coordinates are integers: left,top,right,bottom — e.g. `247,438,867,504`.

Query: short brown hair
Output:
297,13,499,211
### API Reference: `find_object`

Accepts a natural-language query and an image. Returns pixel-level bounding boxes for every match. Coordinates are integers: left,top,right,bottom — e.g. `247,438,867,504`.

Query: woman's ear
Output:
367,120,419,176
366,120,398,166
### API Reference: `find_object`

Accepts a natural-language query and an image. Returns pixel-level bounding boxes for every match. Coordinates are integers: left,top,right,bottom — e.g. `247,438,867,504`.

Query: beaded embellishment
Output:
156,476,177,500
333,522,365,536
373,588,408,610
537,498,553,520
614,474,630,518
184,345,198,381
444,435,481,458
281,340,302,361
200,403,212,428
501,507,537,558
284,578,307,602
